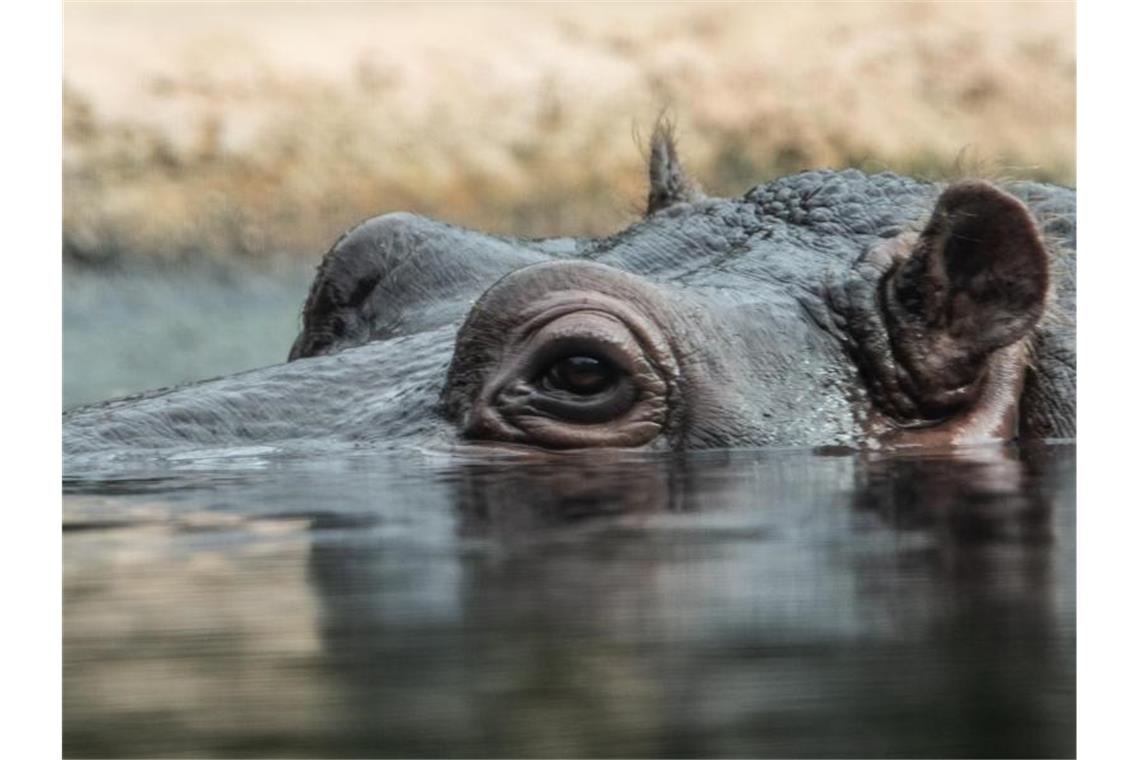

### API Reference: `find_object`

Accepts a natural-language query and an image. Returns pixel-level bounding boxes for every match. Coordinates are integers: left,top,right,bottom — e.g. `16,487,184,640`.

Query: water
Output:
63,266,310,409
63,442,1075,758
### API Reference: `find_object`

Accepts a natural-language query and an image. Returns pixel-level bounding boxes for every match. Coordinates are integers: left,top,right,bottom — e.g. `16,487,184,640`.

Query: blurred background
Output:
62,1,1074,408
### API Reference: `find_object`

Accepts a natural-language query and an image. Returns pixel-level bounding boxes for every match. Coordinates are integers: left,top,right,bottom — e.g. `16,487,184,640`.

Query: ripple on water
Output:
63,442,1075,758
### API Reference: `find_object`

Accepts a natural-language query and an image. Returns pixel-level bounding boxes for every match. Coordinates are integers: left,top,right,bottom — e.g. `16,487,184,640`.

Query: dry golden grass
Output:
63,1,1074,265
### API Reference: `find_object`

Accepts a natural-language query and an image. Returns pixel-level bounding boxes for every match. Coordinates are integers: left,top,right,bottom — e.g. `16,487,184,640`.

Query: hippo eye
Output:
541,355,620,396
443,278,678,449
527,347,637,425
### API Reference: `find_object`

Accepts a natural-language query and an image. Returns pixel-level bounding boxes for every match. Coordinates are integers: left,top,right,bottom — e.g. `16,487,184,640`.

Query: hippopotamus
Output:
63,125,1075,469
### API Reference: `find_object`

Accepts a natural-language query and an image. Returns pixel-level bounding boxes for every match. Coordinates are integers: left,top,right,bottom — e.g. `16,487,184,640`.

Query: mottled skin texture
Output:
63,128,1074,471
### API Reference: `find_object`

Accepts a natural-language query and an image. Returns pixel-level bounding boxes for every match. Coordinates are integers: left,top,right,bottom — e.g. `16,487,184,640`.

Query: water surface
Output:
63,443,1075,758
63,266,309,409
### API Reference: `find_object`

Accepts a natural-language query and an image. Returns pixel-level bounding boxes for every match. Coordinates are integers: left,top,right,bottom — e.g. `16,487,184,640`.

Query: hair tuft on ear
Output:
645,115,702,215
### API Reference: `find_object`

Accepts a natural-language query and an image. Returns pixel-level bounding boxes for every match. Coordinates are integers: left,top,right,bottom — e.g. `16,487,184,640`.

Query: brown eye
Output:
543,355,619,396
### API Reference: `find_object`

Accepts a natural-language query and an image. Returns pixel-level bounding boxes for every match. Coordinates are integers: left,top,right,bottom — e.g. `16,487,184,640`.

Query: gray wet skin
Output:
63,125,1075,465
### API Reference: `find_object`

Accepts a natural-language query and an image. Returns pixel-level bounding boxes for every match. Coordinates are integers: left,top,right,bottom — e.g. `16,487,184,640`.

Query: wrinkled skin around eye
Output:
468,310,671,448
441,276,682,450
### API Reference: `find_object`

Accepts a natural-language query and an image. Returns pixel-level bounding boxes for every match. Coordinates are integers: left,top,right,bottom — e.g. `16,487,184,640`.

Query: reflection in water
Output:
63,444,1074,757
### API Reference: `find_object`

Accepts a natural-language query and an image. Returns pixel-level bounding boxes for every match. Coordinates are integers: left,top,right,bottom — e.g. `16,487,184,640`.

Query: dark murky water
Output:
63,442,1075,758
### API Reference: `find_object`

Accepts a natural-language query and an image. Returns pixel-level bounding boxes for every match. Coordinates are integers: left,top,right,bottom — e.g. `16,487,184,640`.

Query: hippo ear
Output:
884,181,1049,400
645,119,702,215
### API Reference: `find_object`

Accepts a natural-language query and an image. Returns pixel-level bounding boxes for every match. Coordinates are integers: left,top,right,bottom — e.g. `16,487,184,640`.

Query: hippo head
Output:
62,125,1073,467
285,124,1073,453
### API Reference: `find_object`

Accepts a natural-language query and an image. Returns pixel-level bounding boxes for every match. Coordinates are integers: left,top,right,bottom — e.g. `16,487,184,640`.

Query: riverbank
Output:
64,2,1074,267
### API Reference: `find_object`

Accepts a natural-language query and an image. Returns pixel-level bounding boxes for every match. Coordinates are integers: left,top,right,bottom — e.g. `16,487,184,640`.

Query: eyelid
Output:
515,304,628,342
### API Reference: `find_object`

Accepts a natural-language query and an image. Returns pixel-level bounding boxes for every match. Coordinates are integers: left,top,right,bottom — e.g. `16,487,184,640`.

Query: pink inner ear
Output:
933,182,1050,348
896,180,1049,354
879,180,1050,413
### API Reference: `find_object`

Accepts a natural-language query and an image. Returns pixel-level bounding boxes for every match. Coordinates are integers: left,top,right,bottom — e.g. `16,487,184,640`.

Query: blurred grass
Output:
63,1,1074,268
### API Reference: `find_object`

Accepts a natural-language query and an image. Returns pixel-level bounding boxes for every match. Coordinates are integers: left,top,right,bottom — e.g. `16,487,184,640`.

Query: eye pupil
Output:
546,355,616,395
